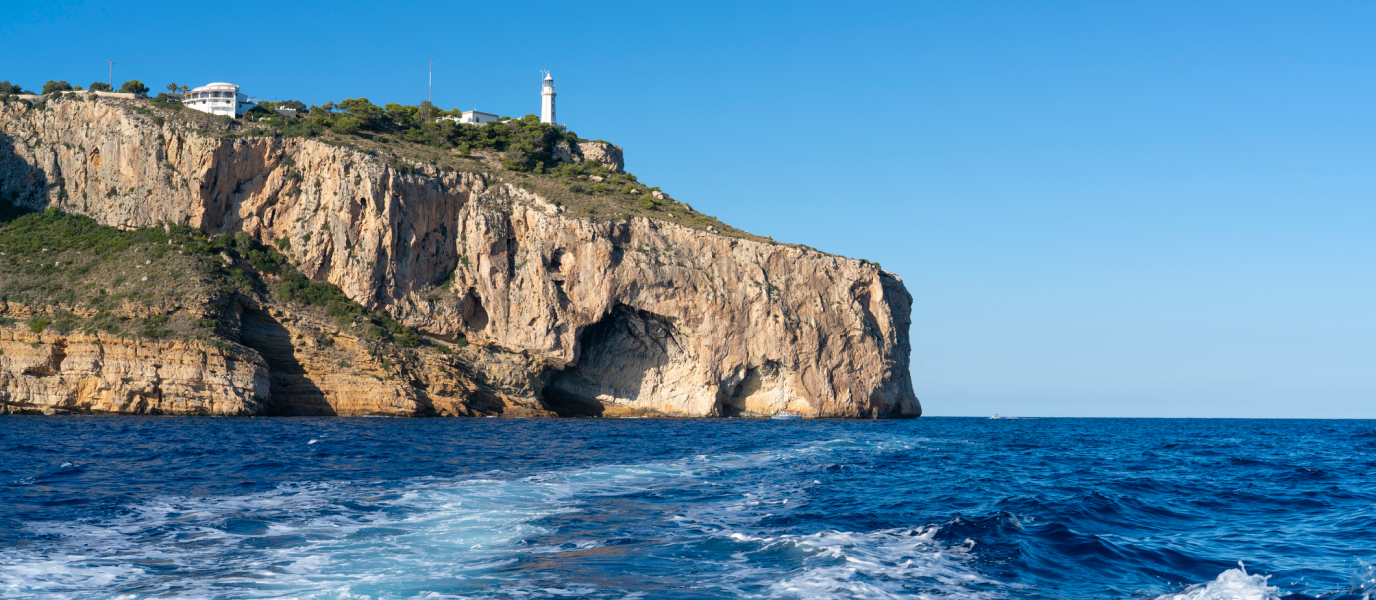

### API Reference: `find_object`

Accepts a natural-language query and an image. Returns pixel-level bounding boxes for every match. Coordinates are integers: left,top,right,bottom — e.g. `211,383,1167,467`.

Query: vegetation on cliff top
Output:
62,90,761,239
245,101,758,238
0,88,802,247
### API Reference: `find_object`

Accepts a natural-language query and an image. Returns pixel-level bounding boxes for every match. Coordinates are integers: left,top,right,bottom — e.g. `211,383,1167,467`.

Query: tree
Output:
384,103,418,128
166,82,179,94
309,104,335,127
0,80,24,94
41,80,73,95
332,115,362,135
89,82,112,92
279,99,306,111
119,80,149,96
337,98,384,127
418,100,437,123
180,85,189,94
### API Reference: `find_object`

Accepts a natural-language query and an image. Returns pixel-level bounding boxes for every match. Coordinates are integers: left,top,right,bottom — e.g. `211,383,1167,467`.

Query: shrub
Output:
41,80,73,95
119,80,149,97
28,316,50,333
88,82,111,92
149,95,183,111
52,312,78,334
139,315,171,338
0,80,24,94
393,329,421,348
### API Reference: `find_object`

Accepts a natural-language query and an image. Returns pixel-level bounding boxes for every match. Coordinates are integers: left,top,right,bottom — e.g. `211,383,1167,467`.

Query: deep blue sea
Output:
1,417,1373,599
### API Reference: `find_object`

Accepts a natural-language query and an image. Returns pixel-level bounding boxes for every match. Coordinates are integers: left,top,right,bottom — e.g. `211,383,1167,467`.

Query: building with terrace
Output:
183,82,259,117
440,110,500,125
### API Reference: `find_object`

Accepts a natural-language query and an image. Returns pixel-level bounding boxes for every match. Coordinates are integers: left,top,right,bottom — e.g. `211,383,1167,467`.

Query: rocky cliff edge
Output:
0,93,919,417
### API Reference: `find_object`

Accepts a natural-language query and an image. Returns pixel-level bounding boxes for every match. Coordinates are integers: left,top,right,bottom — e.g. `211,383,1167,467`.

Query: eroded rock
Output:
0,98,919,418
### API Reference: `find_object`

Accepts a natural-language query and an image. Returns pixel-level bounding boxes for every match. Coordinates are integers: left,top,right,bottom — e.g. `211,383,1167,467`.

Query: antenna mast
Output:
107,59,113,87
428,58,432,104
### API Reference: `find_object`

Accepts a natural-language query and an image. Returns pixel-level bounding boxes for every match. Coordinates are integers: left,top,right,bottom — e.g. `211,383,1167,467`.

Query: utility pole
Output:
107,60,113,88
428,57,432,104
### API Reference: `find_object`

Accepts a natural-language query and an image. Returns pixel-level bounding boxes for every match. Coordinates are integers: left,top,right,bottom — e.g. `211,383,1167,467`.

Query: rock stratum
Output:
0,94,919,418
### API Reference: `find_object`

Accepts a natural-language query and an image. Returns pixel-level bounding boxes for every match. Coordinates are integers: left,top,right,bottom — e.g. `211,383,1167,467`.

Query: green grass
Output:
0,200,433,348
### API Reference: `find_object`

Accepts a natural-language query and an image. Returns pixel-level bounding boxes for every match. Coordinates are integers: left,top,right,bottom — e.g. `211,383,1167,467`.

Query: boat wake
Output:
2,421,1372,600
0,435,1003,599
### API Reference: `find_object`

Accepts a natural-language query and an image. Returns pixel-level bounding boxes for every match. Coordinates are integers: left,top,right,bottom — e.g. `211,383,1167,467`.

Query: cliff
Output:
0,92,919,418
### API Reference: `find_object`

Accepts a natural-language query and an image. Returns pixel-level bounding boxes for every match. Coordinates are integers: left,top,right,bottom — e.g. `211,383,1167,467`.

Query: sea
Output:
1,416,1373,600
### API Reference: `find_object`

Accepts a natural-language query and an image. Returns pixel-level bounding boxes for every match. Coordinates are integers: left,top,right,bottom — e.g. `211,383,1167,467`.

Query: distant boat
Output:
990,414,999,419
771,411,803,420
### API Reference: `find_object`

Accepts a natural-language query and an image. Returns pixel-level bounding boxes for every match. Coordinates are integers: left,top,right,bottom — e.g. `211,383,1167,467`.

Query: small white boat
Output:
990,414,999,419
771,412,803,420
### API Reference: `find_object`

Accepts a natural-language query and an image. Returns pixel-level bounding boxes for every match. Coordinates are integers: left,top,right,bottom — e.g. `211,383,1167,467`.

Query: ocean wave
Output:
1156,564,1281,600
4,418,1373,600
0,433,979,599
727,527,1004,600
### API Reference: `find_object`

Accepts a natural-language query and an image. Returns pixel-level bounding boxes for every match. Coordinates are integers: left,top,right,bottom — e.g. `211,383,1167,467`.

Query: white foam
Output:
1157,563,1281,600
759,527,1002,599
0,433,985,599
1353,560,1376,598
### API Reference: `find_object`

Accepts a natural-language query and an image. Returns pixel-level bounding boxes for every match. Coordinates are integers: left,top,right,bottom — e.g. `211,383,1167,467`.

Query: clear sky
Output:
4,1,1373,418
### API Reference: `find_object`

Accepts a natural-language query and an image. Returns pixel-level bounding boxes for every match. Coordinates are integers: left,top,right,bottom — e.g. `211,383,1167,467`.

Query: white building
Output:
440,110,500,125
540,71,556,125
183,82,259,117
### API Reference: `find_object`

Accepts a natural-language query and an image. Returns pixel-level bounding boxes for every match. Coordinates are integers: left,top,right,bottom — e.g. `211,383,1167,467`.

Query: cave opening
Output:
461,289,489,332
541,304,683,417
239,307,332,415
715,361,781,417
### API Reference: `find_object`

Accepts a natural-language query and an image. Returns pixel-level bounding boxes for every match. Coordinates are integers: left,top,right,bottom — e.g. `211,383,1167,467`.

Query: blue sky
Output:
4,1,1373,418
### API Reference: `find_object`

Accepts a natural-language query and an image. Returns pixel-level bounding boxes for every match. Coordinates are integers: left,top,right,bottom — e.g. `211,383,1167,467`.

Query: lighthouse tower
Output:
540,71,556,125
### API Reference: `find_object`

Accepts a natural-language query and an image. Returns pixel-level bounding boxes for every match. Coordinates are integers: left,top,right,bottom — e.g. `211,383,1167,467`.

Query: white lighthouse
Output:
540,71,556,125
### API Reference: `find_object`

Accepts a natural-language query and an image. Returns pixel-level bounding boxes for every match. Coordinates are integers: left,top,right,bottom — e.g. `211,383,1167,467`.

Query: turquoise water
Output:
1,417,1373,599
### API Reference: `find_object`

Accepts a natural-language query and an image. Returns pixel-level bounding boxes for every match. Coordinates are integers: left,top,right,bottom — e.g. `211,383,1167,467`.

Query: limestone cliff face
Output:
0,328,266,416
0,95,919,417
0,301,555,417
